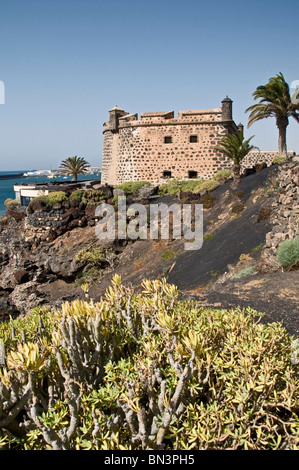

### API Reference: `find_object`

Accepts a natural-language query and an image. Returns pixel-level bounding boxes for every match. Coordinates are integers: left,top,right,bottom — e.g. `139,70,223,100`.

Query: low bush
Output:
158,179,182,196
235,190,244,199
272,156,286,165
27,195,49,212
69,190,84,204
75,246,104,266
81,189,105,205
276,238,299,268
193,179,219,193
212,169,232,181
200,193,215,209
115,181,151,196
231,203,244,215
232,265,256,279
0,277,298,450
4,198,20,208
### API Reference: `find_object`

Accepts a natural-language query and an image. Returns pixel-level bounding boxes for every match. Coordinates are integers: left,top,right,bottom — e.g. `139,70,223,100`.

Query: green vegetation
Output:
27,191,68,210
115,181,151,196
232,265,256,279
272,156,286,165
203,233,215,240
192,179,219,193
212,169,232,181
235,190,244,199
81,189,105,205
276,238,299,268
69,190,84,204
251,243,264,253
0,276,298,450
158,179,195,196
4,198,20,208
158,170,232,197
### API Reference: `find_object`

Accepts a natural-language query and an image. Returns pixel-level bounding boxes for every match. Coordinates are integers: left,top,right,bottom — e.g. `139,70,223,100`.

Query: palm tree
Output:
246,73,299,156
59,156,90,182
214,129,257,181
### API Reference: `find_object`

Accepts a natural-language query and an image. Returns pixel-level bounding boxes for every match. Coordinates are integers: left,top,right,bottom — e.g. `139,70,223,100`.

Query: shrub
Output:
0,215,8,225
115,181,151,196
75,246,104,266
232,265,256,279
193,179,219,193
0,277,298,450
158,178,220,196
179,180,201,193
4,198,20,208
158,180,182,196
231,203,244,215
69,190,84,204
162,249,177,262
212,169,232,181
272,156,286,165
82,189,105,205
200,193,215,209
276,238,299,268
235,190,244,199
47,191,68,206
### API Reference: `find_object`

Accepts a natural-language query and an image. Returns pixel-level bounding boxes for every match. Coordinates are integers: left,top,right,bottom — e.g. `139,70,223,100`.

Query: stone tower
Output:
101,98,239,185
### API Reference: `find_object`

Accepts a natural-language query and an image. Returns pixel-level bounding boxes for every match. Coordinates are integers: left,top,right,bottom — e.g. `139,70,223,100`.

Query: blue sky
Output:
0,0,298,171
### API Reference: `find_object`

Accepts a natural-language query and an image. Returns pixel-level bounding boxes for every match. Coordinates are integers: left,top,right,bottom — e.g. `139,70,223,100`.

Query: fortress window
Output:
164,136,172,144
188,170,198,179
190,135,198,143
163,170,172,178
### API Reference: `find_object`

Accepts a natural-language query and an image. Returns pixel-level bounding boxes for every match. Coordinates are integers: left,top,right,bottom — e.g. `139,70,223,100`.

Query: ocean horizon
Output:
0,171,101,217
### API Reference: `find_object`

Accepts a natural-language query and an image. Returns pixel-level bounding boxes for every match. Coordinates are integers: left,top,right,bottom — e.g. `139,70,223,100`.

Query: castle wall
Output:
102,103,238,185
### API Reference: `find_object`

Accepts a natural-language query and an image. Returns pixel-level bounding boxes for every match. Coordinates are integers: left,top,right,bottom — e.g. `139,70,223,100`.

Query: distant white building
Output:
14,179,100,207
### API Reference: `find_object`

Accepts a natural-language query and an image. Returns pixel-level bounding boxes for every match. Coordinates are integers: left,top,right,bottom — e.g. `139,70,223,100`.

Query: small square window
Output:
164,136,172,144
188,171,198,179
163,170,172,178
190,135,198,143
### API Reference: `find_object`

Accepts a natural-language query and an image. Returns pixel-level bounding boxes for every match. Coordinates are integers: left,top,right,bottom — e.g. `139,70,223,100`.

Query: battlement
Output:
103,104,230,134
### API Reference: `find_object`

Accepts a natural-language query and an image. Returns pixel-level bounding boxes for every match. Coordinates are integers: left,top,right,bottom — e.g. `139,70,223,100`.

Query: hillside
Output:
0,159,298,336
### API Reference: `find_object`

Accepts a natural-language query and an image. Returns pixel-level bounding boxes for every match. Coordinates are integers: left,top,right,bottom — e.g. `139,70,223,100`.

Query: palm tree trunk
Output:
276,116,288,156
72,174,77,182
232,163,241,181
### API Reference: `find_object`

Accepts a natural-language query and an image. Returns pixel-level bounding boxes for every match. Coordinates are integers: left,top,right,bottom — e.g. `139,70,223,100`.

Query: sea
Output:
0,171,101,217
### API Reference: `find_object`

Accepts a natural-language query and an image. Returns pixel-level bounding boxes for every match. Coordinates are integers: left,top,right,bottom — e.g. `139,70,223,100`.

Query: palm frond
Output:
214,130,257,164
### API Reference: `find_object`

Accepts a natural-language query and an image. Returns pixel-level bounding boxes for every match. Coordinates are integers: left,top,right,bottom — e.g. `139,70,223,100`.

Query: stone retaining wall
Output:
258,155,299,272
241,150,296,170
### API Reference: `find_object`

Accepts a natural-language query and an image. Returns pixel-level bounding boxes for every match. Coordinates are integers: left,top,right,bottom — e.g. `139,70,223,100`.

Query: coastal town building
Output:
14,180,98,207
101,98,295,185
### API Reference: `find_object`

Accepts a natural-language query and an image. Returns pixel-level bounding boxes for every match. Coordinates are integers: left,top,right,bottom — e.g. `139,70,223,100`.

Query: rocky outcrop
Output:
258,156,299,272
0,198,117,317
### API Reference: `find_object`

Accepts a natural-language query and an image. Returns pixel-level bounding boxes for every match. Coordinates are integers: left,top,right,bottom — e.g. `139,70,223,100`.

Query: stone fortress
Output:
101,98,295,185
